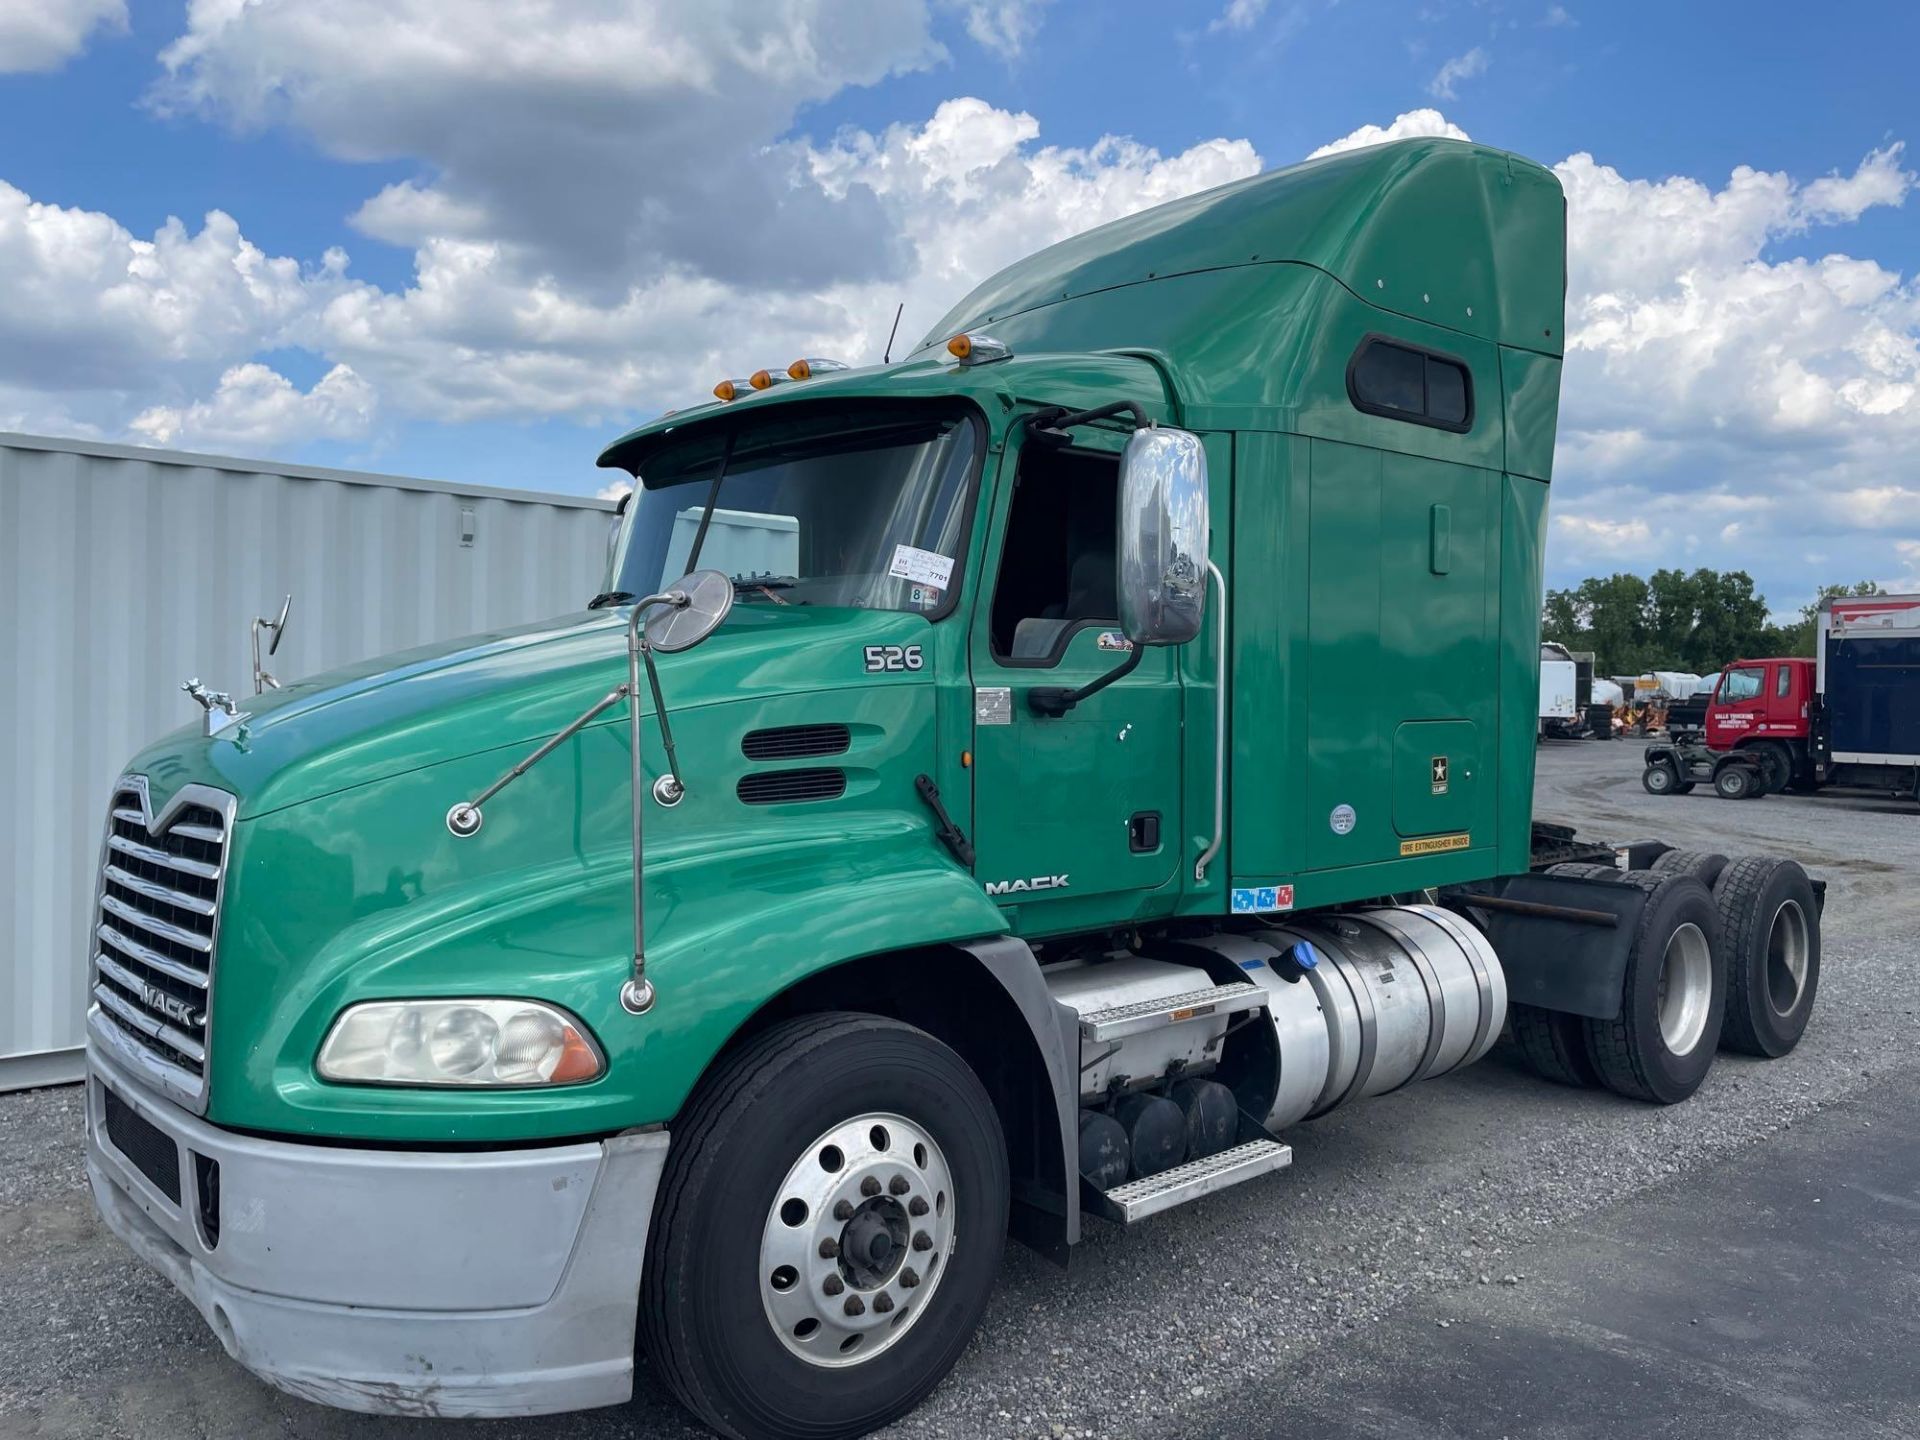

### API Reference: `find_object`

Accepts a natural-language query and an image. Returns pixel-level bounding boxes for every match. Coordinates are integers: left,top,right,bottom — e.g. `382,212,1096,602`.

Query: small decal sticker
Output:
975,686,1012,725
908,585,942,609
1399,832,1471,857
1329,804,1357,836
888,544,955,590
863,644,924,673
1096,631,1134,652
1431,755,1450,795
1231,884,1296,914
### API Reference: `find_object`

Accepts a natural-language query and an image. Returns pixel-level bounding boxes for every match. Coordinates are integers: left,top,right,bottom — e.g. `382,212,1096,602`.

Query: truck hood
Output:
125,605,929,819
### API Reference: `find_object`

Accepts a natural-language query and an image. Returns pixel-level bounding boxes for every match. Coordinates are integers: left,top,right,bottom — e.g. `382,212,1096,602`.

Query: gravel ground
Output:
2,739,1914,1440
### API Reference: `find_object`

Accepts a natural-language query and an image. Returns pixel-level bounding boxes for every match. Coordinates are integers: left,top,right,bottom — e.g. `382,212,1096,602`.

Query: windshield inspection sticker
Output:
888,544,954,590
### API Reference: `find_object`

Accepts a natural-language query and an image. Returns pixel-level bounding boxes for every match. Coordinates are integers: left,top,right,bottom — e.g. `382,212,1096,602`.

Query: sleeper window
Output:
1348,338,1473,432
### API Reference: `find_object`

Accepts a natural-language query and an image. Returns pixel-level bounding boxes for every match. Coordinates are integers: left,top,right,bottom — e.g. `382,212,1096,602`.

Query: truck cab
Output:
1703,656,1815,790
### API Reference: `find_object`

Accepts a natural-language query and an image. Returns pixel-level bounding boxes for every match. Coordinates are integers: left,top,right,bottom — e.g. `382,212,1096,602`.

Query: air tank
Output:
1185,904,1506,1129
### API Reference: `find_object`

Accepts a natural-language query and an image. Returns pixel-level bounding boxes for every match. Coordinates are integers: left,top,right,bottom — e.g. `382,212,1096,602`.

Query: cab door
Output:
1706,664,1767,748
967,430,1183,930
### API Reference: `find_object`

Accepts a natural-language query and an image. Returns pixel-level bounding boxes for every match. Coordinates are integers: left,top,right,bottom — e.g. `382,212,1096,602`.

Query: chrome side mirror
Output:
252,594,292,693
1117,427,1209,647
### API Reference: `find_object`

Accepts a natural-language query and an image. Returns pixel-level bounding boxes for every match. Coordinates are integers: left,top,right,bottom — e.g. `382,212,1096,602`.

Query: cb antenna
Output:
882,301,904,365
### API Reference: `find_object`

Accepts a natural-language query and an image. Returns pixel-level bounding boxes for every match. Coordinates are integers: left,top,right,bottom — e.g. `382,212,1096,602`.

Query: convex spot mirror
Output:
645,568,734,652
1117,426,1209,647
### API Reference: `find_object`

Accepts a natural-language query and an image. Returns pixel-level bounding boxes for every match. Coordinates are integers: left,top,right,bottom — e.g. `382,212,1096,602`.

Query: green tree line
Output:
1542,572,1886,677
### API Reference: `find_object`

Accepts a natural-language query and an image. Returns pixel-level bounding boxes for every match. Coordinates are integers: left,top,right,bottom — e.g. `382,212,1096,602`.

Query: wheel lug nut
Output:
833,1200,854,1221
860,1176,882,1198
818,1237,839,1259
843,1295,865,1317
873,1293,895,1314
900,1266,920,1289
908,1196,929,1216
888,1175,910,1196
823,1274,844,1296
911,1231,932,1252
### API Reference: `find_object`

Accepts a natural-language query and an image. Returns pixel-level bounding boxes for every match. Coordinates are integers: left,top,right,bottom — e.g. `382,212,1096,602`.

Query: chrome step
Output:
1075,980,1267,1042
1087,1138,1293,1225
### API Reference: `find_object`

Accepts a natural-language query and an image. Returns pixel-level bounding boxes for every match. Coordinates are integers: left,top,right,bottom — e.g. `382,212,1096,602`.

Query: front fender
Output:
210,730,1010,1142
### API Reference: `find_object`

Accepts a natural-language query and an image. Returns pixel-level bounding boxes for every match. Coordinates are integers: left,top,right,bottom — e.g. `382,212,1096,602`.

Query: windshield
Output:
608,403,980,615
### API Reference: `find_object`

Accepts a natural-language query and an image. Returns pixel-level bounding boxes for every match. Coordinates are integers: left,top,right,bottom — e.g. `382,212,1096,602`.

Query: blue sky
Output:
2,0,1917,608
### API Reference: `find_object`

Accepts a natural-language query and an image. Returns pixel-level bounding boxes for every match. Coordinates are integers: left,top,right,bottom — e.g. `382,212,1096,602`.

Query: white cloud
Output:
1308,108,1470,160
0,0,124,73
1552,513,1653,553
154,0,944,295
1801,143,1913,223
1542,4,1576,26
1427,46,1489,101
1209,0,1270,33
945,0,1050,57
0,179,344,392
129,362,375,450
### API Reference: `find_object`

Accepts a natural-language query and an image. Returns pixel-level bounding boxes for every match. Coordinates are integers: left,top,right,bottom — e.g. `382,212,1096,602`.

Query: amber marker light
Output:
788,357,851,381
713,379,739,401
945,332,1011,365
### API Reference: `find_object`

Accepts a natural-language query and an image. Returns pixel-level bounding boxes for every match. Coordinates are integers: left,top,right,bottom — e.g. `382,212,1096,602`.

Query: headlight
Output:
317,999,604,1087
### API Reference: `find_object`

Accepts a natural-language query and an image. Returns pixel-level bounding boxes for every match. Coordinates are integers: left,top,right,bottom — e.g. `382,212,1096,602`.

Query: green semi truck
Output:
84,139,1823,1439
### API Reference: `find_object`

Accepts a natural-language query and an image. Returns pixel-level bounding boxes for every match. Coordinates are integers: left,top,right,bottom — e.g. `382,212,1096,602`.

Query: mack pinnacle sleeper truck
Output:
84,139,1825,1440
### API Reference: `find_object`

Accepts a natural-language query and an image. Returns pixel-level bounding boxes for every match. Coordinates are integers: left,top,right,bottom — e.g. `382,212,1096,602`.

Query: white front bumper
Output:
85,1044,668,1418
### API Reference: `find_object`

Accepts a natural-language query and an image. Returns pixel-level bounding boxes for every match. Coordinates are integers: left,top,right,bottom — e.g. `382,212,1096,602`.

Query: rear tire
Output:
641,1013,1008,1440
1510,1003,1599,1087
1714,857,1821,1058
1650,849,1730,888
1581,872,1725,1104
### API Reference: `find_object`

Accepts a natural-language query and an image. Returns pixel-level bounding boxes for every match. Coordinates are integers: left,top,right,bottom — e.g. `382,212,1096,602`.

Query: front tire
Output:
641,1013,1008,1440
1642,760,1680,795
1750,742,1793,796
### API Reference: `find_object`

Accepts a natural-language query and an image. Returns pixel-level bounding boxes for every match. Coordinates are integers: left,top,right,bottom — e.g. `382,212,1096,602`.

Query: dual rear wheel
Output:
1513,856,1819,1102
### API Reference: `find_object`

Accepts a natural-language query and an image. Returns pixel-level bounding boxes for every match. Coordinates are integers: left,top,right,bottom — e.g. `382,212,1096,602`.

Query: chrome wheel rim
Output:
1766,900,1811,1016
1655,921,1713,1055
759,1112,955,1368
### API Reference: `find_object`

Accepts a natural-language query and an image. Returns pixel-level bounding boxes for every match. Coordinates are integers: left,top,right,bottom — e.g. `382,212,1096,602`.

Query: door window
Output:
987,444,1120,665
1720,667,1764,702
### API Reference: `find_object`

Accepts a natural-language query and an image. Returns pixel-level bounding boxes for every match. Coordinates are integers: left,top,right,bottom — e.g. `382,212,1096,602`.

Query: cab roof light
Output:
748,368,788,391
946,332,1012,365
713,378,754,402
787,357,850,381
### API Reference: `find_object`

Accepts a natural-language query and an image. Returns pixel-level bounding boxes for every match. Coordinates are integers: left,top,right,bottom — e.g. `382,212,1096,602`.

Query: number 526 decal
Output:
863,644,924,673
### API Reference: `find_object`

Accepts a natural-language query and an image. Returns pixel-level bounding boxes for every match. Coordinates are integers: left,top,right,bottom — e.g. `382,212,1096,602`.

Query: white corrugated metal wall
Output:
0,432,617,1089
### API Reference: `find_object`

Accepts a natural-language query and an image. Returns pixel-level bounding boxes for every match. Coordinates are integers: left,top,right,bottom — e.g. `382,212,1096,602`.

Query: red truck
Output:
1648,595,1920,800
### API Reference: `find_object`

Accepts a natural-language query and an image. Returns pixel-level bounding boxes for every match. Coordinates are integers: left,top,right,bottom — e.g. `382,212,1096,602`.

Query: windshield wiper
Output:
587,590,635,609
732,576,797,591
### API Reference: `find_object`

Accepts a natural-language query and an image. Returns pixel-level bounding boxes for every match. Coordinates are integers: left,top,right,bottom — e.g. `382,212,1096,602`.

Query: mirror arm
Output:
1027,399,1151,443
1028,643,1144,718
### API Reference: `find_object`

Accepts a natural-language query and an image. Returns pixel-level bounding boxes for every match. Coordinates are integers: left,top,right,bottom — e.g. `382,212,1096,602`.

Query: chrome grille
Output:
90,778,233,1106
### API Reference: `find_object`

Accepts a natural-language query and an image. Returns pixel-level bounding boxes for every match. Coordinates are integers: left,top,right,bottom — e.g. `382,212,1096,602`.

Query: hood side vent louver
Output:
737,768,847,805
741,724,852,761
